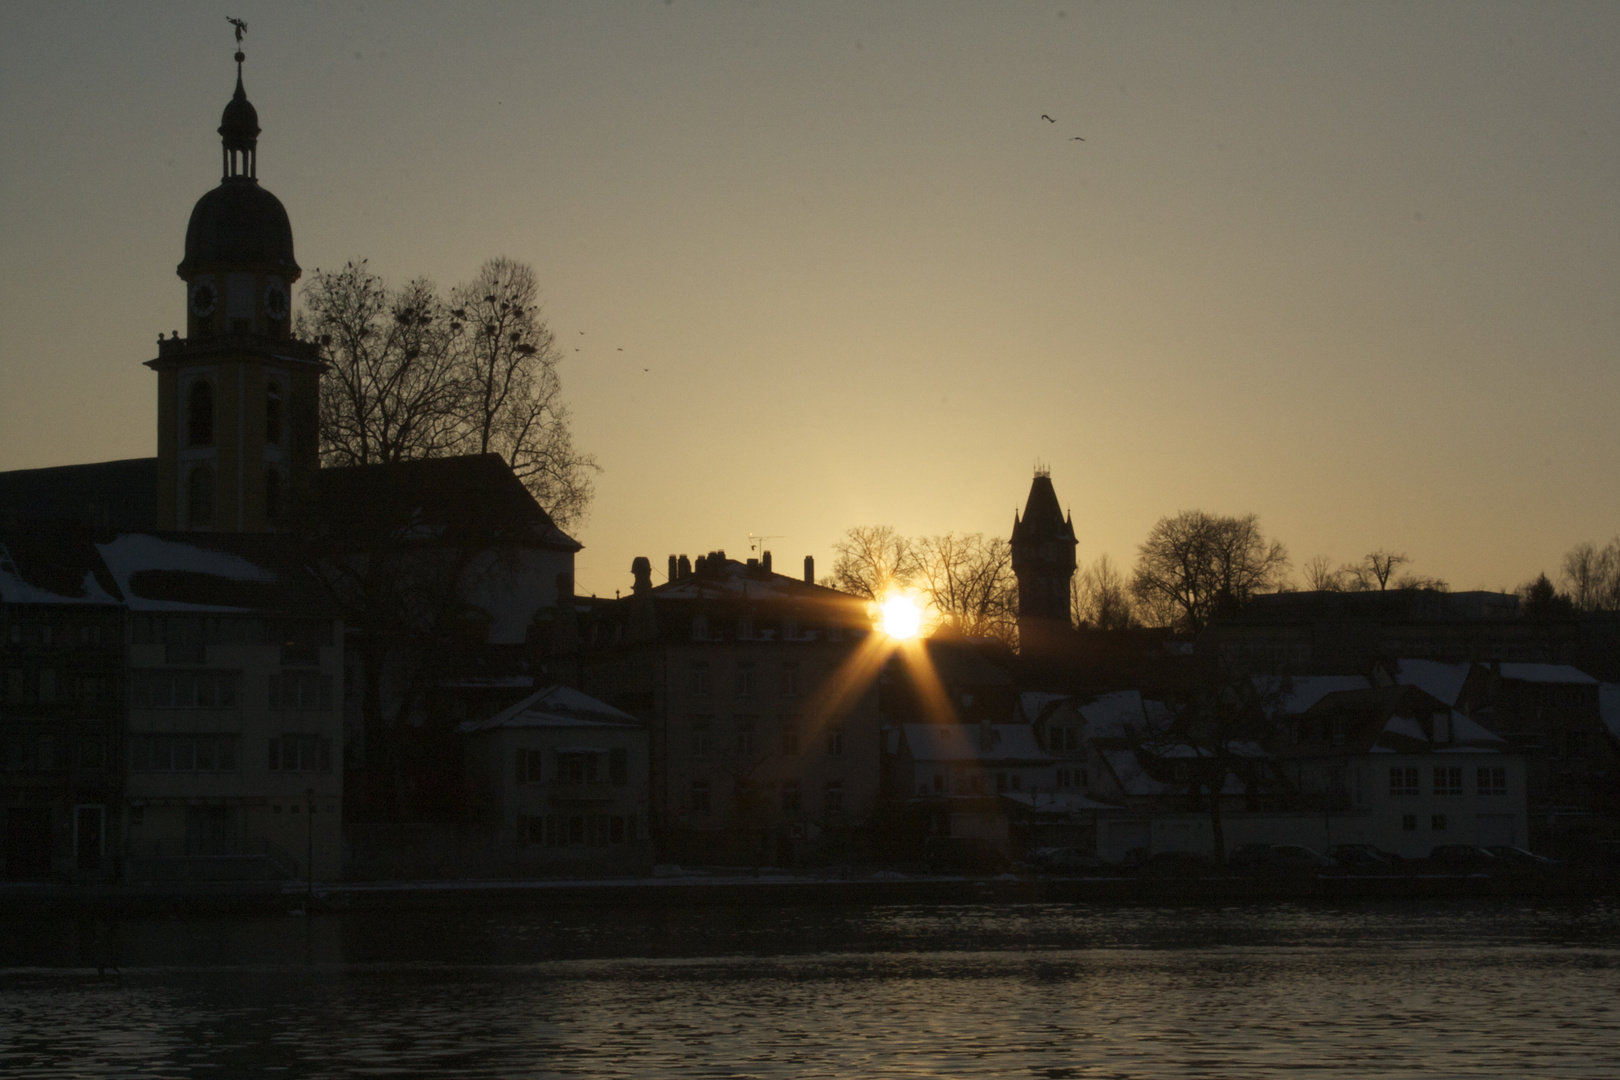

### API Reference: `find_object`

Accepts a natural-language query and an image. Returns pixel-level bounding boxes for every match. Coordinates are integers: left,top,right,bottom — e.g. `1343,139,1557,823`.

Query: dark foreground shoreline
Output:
3,870,1616,916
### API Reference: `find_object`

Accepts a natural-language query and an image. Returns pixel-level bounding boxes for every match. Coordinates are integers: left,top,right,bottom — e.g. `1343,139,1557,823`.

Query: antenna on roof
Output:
747,532,783,555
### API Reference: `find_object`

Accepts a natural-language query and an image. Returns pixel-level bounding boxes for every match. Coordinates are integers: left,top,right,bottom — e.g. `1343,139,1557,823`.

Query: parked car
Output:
1485,846,1559,872
1117,847,1152,869
1024,847,1111,874
1229,843,1276,873
1137,851,1216,879
1330,844,1406,872
1230,843,1336,874
1426,844,1498,872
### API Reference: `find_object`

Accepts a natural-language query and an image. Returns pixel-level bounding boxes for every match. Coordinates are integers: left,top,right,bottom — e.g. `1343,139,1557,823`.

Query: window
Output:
690,718,712,757
1389,767,1420,797
268,672,332,709
781,779,801,812
187,379,214,446
735,719,755,756
781,724,800,756
689,663,710,696
130,734,239,771
515,748,545,783
735,664,755,697
826,728,844,756
1477,767,1506,797
267,734,330,772
1433,767,1463,797
1431,814,1448,831
186,465,215,526
1402,814,1418,831
266,382,284,444
1057,768,1073,788
556,752,598,784
691,615,710,640
130,669,240,708
3,669,22,705
609,816,626,844
824,779,844,813
1011,774,1023,792
933,773,945,794
37,669,55,705
690,779,711,812
610,748,628,785
780,664,799,698
996,772,1009,793
265,468,283,523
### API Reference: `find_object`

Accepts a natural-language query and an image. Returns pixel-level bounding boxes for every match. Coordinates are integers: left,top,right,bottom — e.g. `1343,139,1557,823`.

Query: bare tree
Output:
449,259,597,528
1391,573,1448,592
914,533,1017,644
1302,554,1344,592
823,525,918,602
1129,511,1290,632
1562,538,1620,612
1134,655,1286,865
303,262,464,467
1071,553,1138,630
1346,549,1411,591
301,258,599,529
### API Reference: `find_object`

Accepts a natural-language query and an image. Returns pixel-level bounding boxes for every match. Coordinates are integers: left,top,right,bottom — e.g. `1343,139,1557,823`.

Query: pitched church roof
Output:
314,453,580,552
0,458,159,532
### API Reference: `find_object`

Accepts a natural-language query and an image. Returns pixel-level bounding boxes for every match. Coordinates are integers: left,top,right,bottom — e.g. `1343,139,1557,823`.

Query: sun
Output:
877,592,923,640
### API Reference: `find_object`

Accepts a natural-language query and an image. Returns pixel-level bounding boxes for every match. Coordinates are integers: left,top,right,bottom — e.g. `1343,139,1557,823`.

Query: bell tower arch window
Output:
266,381,284,445
186,465,215,527
187,379,215,447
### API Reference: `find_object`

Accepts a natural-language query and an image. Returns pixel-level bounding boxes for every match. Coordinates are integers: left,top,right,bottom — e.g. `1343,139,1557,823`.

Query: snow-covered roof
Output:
0,542,120,606
1100,749,1168,796
1078,691,1147,738
1393,660,1472,706
1019,691,1070,723
1375,709,1504,753
1257,674,1371,714
1498,663,1598,685
95,534,278,612
1600,684,1620,741
900,723,1050,763
999,791,1123,813
459,685,640,733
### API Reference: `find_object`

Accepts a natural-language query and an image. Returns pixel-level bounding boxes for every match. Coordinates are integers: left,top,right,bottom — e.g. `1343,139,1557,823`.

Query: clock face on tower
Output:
190,280,218,318
264,280,289,320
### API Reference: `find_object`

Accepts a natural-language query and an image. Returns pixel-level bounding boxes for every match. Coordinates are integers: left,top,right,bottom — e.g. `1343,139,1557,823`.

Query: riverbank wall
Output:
2,870,1616,916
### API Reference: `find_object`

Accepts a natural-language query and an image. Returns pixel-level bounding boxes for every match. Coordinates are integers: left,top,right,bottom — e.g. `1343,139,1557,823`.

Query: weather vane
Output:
227,16,247,47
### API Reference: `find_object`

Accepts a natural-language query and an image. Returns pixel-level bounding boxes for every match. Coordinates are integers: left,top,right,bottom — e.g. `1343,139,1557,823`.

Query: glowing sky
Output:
2,2,1616,598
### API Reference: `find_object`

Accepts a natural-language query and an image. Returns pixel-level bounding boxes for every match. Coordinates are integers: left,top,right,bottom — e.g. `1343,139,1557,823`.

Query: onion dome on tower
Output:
176,49,299,338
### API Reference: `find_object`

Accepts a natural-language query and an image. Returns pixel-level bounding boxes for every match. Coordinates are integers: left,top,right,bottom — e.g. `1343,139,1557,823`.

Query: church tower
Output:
147,45,322,533
1010,468,1078,649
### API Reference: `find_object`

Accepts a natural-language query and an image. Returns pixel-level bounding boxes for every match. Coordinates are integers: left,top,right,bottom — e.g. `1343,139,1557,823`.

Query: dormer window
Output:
266,382,284,444
187,380,215,446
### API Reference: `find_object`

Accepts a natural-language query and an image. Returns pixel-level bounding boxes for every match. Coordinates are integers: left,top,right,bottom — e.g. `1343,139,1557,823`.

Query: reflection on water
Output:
2,901,1618,1078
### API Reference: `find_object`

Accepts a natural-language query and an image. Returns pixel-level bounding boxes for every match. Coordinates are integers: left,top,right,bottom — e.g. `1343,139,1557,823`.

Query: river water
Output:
2,899,1618,1078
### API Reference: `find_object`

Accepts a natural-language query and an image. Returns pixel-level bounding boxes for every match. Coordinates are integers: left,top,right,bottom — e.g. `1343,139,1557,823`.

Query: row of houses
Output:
3,49,1617,882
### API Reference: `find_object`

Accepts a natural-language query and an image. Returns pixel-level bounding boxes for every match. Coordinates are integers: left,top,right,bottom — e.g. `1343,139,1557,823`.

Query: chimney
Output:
667,555,678,582
762,550,772,574
677,554,691,579
631,556,652,593
803,555,814,584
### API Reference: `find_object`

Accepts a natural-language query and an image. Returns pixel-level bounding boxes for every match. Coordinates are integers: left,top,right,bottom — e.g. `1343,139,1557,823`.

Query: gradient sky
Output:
2,2,1616,598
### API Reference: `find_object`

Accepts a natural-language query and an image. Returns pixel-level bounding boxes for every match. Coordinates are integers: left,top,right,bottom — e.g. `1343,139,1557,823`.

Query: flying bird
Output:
227,17,247,44
617,348,623,351
1041,114,1055,122
1070,136,1085,141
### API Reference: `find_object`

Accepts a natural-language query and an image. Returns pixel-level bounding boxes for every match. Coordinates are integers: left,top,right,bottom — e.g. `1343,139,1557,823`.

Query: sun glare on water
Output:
878,593,923,640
